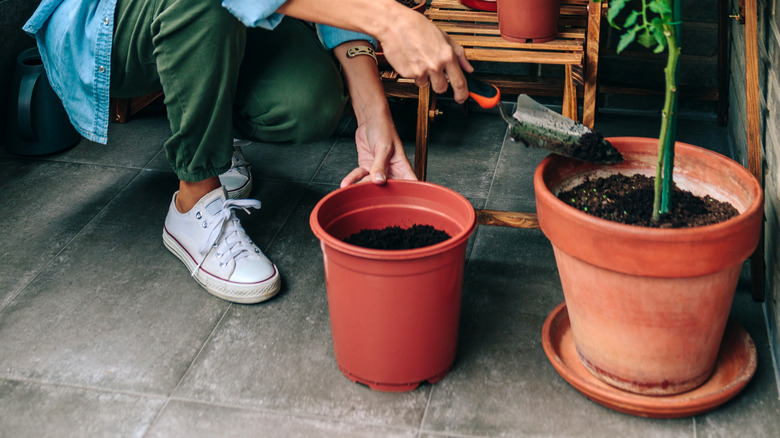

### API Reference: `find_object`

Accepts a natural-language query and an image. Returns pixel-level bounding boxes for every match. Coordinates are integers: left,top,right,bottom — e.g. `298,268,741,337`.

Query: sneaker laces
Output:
192,198,262,276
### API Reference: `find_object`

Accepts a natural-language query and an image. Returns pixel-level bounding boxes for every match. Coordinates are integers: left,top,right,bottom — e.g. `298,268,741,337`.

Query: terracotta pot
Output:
497,0,560,43
534,137,763,395
310,180,476,391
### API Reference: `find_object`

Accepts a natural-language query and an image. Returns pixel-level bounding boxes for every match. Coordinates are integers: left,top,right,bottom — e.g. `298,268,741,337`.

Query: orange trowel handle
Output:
464,72,501,109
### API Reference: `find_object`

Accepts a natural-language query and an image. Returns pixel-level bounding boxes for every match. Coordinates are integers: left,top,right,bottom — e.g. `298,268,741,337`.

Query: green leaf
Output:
607,0,627,27
651,18,667,47
624,10,640,28
648,0,672,17
637,29,656,49
616,26,639,53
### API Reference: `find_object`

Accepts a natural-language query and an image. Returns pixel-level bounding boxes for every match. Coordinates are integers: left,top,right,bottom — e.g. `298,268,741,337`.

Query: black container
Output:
5,47,80,156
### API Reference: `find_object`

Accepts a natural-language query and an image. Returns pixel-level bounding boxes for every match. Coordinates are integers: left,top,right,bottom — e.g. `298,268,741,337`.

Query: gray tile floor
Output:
1,97,779,437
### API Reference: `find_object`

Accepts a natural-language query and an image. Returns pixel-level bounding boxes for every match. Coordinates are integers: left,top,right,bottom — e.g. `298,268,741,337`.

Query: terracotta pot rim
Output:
310,180,476,260
535,136,763,240
533,136,764,277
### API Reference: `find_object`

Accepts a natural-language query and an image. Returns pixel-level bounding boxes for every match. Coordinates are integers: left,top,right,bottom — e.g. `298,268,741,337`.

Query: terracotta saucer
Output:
541,302,757,418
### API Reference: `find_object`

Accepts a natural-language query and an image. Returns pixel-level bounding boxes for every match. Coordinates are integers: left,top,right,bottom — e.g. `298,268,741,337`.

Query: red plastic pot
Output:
534,137,764,395
310,180,476,391
497,0,560,43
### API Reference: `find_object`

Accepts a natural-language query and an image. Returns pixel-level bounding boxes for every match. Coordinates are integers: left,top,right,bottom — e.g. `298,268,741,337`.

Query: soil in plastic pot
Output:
557,173,738,228
344,225,451,250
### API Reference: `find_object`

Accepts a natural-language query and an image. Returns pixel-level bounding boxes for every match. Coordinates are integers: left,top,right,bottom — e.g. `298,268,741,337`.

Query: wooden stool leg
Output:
562,65,578,122
745,0,765,302
582,0,603,129
110,98,131,123
414,84,432,181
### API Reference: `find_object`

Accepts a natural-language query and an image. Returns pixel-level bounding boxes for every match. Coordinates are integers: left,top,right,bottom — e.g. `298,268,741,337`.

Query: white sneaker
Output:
162,187,280,303
219,139,253,200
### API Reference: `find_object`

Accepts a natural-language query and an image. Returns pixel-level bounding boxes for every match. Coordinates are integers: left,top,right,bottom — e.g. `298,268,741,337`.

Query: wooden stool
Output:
382,0,606,183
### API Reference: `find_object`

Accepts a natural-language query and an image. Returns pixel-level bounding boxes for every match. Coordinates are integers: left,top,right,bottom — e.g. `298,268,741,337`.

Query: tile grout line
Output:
417,426,494,438
481,100,513,210
307,117,353,186
140,303,234,438
153,391,421,436
0,164,147,315
0,374,167,401
416,385,435,437
0,374,424,437
260,118,346,255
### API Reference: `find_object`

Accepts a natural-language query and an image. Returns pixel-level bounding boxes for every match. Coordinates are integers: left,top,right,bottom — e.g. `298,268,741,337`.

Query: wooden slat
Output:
465,48,582,64
426,10,496,22
452,35,583,51
435,22,585,41
476,209,540,229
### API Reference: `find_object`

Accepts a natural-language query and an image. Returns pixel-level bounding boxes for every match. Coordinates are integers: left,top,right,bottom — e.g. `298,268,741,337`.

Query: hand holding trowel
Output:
464,73,623,164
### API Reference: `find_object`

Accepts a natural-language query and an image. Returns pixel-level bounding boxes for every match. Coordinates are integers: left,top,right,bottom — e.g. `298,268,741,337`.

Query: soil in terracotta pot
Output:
396,0,420,7
557,174,738,228
344,225,451,250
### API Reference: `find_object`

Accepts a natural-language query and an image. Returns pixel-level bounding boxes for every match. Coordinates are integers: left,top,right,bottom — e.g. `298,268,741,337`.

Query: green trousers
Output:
110,0,348,182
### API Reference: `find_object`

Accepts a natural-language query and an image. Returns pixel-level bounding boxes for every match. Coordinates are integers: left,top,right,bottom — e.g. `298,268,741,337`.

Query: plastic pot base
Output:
499,34,556,43
541,303,758,418
339,364,452,392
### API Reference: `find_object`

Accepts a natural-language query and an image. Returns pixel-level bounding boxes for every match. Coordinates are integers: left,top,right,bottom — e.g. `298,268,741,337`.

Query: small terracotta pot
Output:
534,137,763,395
497,0,560,43
310,180,476,391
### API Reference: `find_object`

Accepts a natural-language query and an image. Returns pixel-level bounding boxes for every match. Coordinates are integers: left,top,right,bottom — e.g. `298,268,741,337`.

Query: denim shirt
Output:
23,0,376,144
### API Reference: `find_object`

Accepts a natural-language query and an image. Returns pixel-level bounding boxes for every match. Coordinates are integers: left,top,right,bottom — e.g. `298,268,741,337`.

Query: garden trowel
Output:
464,73,623,164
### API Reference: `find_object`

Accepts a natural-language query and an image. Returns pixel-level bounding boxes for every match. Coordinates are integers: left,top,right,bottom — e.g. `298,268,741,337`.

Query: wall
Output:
0,0,39,145
728,0,780,372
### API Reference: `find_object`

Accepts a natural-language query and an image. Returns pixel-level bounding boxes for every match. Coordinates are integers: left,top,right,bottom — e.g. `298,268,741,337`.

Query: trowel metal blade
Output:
506,95,623,164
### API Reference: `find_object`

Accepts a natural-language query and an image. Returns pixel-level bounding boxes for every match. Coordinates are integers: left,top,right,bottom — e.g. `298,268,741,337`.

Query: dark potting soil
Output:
343,225,451,250
557,173,739,228
570,133,624,164
395,0,420,6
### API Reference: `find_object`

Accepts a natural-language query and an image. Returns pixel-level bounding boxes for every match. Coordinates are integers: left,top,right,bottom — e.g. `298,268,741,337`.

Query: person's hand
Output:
340,113,417,187
377,9,473,103
277,0,473,101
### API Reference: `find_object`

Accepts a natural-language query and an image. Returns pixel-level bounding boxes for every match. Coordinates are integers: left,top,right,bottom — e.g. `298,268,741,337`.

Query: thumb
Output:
369,147,392,184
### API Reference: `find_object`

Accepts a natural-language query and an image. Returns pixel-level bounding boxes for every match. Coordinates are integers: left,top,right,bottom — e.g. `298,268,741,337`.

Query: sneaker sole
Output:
162,228,280,304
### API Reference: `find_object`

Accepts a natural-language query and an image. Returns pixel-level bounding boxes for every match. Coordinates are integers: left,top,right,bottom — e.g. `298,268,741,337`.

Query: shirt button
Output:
98,66,106,73
103,17,110,25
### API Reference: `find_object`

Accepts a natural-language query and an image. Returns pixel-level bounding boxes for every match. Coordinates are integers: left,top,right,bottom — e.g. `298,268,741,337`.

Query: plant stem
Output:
652,23,681,222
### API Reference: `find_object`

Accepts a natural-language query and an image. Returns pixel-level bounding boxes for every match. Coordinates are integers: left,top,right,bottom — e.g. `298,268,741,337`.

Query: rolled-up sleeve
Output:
316,25,376,50
222,0,286,29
